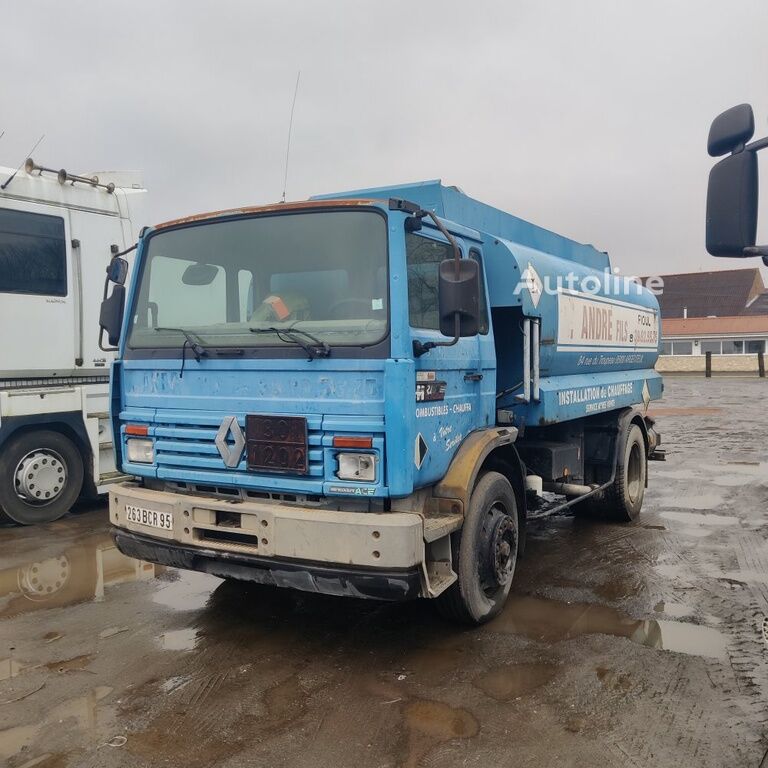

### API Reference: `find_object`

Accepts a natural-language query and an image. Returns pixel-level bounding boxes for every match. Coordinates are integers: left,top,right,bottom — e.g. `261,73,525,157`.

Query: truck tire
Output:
0,430,84,525
435,471,519,625
576,423,646,522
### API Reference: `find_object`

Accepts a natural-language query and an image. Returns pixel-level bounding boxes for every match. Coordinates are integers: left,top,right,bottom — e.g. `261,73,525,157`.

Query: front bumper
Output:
113,527,422,600
109,482,426,601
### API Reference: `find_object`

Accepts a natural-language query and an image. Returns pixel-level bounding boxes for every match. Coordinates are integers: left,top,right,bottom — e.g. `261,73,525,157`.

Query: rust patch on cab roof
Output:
155,198,381,230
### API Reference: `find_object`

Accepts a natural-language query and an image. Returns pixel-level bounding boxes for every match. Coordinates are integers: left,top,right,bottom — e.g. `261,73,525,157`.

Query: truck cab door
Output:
406,232,494,487
0,202,75,377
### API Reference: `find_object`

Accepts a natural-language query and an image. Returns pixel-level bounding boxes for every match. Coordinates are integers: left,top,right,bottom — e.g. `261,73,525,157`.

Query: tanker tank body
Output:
471,194,665,523
483,237,663,430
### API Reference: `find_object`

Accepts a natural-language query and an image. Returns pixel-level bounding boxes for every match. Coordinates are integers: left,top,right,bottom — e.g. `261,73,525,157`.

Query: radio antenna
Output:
281,71,301,203
1,134,45,191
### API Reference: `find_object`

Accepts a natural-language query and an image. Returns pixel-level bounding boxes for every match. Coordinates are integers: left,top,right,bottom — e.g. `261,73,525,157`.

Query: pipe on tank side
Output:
532,319,540,402
519,318,531,403
542,481,598,496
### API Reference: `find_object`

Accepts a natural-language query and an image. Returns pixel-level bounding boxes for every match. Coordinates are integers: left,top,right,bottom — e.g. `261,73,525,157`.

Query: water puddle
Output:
0,724,39,761
403,699,478,768
152,571,220,612
662,511,739,527
473,662,556,700
653,600,693,619
0,657,25,680
490,595,728,659
653,620,727,659
0,530,159,618
160,628,199,650
44,653,94,673
0,685,113,761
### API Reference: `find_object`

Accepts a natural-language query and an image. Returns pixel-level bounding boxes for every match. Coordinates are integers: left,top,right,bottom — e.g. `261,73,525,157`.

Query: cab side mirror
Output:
99,256,130,350
708,104,754,157
107,257,129,285
438,258,480,338
705,103,767,260
99,284,126,348
706,150,758,257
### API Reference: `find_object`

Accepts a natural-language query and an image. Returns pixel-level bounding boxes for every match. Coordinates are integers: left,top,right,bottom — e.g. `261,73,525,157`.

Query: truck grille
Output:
152,413,324,480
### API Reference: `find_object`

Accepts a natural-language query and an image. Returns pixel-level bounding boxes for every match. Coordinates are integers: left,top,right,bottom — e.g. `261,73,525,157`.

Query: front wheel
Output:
0,430,84,525
435,471,519,625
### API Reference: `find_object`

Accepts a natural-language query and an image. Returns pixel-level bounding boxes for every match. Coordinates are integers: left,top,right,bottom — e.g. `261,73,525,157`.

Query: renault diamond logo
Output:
215,416,245,468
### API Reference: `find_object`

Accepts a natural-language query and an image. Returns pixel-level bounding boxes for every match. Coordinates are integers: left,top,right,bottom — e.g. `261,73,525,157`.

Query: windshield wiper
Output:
155,327,210,378
249,326,330,361
155,327,209,361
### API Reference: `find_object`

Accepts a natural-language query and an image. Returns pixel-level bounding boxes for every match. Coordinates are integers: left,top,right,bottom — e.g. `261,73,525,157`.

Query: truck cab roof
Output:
0,162,146,217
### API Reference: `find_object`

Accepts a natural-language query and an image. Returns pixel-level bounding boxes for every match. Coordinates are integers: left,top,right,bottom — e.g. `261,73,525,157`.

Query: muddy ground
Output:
1,376,767,768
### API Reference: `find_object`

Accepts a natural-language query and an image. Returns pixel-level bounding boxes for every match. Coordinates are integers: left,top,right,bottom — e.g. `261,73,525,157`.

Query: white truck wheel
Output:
0,430,84,525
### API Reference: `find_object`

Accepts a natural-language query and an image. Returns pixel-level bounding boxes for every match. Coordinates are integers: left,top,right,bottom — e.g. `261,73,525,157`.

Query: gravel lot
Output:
1,376,767,768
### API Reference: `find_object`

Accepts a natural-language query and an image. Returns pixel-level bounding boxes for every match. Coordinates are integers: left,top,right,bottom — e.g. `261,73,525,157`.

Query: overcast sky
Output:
2,0,767,279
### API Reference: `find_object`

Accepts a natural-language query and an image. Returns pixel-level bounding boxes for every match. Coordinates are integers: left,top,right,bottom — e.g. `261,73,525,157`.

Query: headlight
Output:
336,452,376,482
126,438,155,464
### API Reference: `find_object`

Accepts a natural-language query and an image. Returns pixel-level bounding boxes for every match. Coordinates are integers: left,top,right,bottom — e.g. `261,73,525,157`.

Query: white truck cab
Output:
0,159,147,524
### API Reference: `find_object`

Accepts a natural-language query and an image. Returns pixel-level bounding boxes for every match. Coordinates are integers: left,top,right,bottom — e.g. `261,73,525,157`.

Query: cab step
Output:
423,513,463,543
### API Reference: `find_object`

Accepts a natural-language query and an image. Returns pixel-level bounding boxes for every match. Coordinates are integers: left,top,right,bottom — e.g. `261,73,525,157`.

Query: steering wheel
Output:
327,298,372,319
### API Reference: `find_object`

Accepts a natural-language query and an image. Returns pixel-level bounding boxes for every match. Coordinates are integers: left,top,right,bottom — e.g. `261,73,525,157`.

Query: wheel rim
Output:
13,449,67,506
18,555,71,600
626,441,644,504
478,502,517,597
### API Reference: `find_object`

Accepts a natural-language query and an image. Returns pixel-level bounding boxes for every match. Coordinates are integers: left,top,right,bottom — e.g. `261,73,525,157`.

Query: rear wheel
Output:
575,423,646,522
435,471,519,625
0,430,84,525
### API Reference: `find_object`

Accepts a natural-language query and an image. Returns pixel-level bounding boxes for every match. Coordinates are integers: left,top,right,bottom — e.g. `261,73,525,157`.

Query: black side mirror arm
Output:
410,209,463,357
413,315,460,358
98,243,136,352
742,135,768,262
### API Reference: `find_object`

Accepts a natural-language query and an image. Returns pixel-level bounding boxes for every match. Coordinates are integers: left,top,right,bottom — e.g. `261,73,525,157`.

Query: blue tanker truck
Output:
99,180,664,624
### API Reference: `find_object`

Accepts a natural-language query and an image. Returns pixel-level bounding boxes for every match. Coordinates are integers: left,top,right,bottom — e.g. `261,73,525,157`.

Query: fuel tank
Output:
484,237,662,426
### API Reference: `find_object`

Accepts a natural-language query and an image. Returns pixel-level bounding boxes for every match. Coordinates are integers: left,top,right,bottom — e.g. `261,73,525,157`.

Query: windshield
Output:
127,209,388,351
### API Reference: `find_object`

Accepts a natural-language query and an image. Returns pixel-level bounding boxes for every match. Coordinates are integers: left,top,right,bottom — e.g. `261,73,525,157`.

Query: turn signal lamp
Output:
332,436,373,449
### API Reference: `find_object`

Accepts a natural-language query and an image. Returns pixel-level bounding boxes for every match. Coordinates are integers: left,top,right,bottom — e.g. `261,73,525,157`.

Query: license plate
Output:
125,504,173,531
246,414,308,474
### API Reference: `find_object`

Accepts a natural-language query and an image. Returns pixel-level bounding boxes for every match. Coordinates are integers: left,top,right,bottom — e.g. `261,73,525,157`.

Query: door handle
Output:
464,372,483,382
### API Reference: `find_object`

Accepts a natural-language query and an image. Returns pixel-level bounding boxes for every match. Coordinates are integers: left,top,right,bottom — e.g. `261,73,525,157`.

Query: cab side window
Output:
469,248,489,335
0,208,67,296
406,233,452,331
